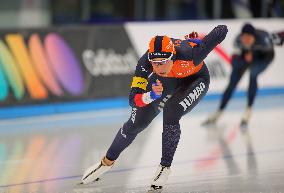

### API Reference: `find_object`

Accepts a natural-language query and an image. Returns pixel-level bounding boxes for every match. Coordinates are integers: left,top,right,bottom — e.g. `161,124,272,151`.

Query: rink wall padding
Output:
0,19,283,119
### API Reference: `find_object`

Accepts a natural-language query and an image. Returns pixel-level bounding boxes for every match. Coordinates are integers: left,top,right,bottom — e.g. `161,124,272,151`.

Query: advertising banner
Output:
0,26,139,106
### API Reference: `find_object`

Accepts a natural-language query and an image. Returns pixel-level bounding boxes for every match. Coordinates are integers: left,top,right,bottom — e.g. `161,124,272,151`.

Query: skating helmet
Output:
148,35,176,62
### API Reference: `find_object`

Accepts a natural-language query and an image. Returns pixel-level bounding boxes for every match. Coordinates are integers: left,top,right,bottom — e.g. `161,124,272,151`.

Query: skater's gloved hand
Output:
189,31,198,39
185,31,202,45
212,25,228,44
150,79,163,99
244,51,253,63
133,79,163,107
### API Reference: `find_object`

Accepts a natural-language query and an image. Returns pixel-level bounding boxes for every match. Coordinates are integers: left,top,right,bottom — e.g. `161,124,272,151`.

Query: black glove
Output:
213,25,228,44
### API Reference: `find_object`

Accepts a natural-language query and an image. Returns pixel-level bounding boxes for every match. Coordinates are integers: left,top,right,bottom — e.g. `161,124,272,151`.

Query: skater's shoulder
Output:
138,51,150,63
134,51,153,76
254,30,274,48
173,39,197,61
137,51,152,68
255,29,270,37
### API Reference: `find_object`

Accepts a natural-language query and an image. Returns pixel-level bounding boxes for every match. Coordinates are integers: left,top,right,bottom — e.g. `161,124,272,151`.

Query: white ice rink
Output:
0,94,284,193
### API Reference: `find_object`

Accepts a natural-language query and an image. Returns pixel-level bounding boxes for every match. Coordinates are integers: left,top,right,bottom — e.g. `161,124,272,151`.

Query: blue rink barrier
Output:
0,87,283,119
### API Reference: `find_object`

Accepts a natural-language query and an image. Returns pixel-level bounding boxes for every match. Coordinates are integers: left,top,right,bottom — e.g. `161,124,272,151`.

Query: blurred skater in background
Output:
203,23,284,129
81,25,228,192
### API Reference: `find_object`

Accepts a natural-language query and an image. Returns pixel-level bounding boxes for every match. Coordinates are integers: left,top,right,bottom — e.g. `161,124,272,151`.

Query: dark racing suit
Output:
219,29,275,110
106,25,228,167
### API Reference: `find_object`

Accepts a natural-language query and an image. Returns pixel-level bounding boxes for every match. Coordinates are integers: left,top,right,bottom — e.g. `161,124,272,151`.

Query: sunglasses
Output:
148,52,173,66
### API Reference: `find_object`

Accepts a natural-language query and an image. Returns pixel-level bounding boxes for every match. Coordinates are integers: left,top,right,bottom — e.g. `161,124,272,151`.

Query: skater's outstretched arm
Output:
192,25,228,65
252,30,274,52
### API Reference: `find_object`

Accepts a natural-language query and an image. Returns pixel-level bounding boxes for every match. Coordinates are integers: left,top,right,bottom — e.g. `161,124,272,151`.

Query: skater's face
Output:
240,33,256,49
150,57,174,77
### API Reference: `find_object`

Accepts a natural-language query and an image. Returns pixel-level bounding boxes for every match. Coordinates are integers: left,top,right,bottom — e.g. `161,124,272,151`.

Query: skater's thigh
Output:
230,56,248,82
250,59,271,78
124,104,160,134
163,76,209,124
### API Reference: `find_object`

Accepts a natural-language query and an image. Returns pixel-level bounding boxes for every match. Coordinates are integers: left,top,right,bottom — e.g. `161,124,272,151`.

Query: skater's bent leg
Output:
202,57,247,125
248,61,270,107
105,121,137,161
248,75,258,107
161,74,210,167
106,105,159,161
160,123,181,167
219,57,246,110
82,105,158,184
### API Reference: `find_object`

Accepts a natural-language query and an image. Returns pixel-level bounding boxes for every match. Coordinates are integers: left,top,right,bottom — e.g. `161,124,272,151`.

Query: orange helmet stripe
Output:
149,36,156,53
161,36,172,52
148,35,176,56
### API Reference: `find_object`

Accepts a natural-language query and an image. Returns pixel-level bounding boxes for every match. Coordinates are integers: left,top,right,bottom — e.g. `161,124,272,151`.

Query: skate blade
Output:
147,189,163,193
240,124,248,135
147,185,163,193
77,178,100,186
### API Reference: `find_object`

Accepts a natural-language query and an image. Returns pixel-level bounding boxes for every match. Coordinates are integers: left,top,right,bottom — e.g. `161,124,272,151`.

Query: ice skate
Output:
202,117,217,127
240,107,252,134
240,119,248,133
202,110,222,127
80,157,114,185
147,165,171,192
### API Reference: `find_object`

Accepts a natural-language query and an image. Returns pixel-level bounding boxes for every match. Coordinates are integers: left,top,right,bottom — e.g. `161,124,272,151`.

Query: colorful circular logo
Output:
0,33,84,101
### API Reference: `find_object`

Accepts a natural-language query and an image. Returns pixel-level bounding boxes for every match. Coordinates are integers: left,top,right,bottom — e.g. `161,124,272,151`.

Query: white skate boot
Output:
202,110,223,127
81,157,113,185
240,107,252,134
148,165,171,192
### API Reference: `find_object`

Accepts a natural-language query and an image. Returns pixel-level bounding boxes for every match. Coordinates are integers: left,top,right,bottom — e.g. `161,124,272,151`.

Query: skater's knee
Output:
123,119,150,135
163,107,181,125
163,115,180,125
249,71,258,80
